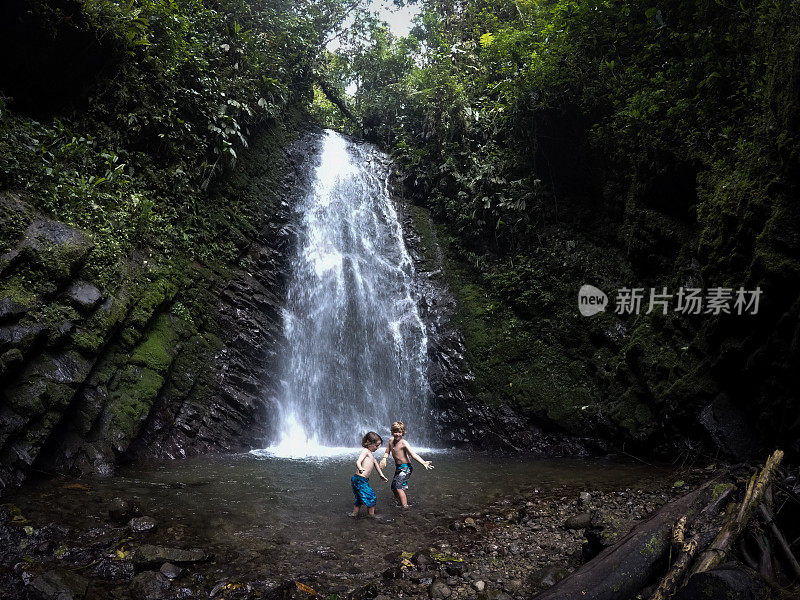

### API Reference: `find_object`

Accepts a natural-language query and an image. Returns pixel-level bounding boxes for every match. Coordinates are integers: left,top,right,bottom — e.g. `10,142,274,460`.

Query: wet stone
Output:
131,570,171,600
564,512,593,530
129,516,158,534
30,570,88,600
64,280,103,312
109,497,141,524
430,580,451,598
0,297,28,322
89,558,135,581
160,562,183,580
472,580,485,592
131,544,208,568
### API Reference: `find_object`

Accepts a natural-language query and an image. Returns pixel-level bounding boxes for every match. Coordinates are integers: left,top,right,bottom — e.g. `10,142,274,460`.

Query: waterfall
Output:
264,130,430,457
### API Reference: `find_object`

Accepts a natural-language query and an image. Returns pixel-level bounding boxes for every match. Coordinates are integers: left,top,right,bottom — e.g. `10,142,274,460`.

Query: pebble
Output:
472,580,485,592
429,580,451,598
129,517,157,534
160,563,183,580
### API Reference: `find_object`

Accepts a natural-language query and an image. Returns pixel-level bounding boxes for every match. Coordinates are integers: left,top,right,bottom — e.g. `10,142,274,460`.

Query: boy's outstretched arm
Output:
379,440,391,469
373,455,388,481
406,444,434,470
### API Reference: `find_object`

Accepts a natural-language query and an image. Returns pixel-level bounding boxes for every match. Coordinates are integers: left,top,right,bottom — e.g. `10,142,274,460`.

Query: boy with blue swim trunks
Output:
351,432,388,518
379,421,434,508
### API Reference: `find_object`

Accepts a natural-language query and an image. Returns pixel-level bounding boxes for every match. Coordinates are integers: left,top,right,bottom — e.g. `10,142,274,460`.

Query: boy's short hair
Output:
362,431,382,447
390,421,406,434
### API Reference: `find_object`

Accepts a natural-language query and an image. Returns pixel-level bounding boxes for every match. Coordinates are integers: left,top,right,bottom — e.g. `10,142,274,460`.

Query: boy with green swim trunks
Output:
379,421,433,508
351,432,388,518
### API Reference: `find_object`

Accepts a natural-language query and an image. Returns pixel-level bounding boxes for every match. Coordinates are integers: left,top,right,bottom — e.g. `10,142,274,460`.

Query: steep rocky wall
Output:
398,197,594,456
0,124,321,497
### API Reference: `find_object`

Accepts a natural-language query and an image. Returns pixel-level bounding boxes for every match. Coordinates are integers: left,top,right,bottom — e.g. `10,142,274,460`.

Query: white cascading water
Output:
262,130,430,458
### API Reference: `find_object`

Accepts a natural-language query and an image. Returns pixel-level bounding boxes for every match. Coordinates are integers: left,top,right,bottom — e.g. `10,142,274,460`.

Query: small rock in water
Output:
429,580,451,598
160,562,183,580
508,543,521,555
131,545,208,568
129,516,158,533
578,491,592,507
89,559,135,581
472,580,485,592
315,545,338,560
109,497,141,524
30,570,88,600
131,570,170,600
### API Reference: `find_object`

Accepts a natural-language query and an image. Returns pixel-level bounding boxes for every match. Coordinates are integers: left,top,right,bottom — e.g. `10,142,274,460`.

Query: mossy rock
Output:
119,278,178,349
0,192,35,254
129,312,185,374
4,377,47,417
17,218,94,281
406,204,441,272
104,365,165,451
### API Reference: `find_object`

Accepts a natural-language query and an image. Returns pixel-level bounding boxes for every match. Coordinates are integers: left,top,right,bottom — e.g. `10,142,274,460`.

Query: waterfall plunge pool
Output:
10,450,687,586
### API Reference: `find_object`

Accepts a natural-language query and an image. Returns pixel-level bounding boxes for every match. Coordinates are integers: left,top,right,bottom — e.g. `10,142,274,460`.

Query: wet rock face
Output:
399,202,591,455
0,126,321,497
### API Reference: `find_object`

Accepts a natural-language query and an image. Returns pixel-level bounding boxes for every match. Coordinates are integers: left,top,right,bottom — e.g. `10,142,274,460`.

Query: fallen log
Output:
532,480,715,600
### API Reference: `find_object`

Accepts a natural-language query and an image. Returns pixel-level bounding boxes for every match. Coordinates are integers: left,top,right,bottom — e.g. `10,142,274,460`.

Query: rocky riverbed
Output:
0,459,710,600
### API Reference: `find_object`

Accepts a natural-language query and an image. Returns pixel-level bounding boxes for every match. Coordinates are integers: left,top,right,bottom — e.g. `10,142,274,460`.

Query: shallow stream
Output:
10,450,684,586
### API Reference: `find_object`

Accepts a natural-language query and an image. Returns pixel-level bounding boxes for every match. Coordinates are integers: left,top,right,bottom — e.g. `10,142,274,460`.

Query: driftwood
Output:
648,517,699,600
530,451,796,600
532,481,715,600
688,450,784,577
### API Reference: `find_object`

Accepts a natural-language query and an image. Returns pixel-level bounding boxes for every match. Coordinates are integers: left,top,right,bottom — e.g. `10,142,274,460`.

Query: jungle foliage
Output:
0,0,359,287
318,0,800,455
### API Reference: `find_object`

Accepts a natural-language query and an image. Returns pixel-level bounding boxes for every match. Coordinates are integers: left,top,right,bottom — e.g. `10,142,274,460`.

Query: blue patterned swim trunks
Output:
351,474,376,507
391,463,413,491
